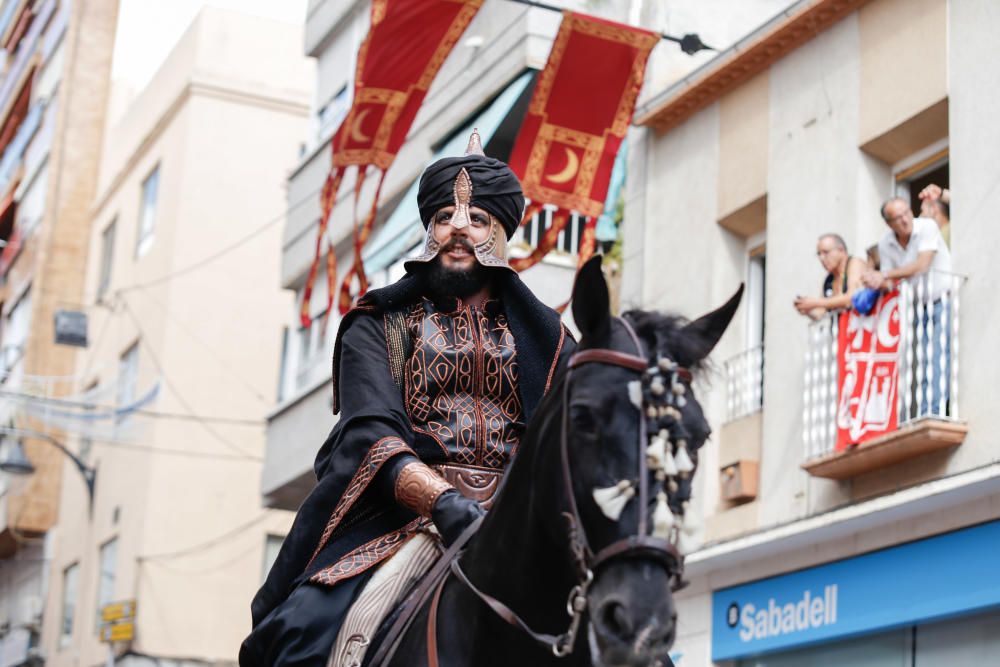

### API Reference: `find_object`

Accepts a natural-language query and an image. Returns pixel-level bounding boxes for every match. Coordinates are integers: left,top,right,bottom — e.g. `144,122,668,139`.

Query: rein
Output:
449,317,688,658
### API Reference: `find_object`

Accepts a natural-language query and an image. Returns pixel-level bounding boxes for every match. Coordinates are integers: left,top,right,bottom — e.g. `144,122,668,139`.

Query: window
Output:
261,534,285,583
276,326,289,402
317,85,350,142
892,143,949,247
295,309,327,390
2,287,31,386
79,381,98,460
513,207,587,257
97,219,116,299
95,538,117,629
116,343,139,416
136,166,159,257
60,562,79,648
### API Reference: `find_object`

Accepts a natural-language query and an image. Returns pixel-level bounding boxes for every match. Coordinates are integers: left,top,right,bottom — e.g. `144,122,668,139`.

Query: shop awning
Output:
363,70,534,274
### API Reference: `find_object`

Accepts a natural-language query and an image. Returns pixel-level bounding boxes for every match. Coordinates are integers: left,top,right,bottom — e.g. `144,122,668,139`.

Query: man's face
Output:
430,205,494,272
883,200,913,239
816,237,845,274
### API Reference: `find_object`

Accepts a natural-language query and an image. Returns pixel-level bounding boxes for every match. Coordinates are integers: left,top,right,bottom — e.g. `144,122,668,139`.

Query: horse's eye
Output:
570,405,598,434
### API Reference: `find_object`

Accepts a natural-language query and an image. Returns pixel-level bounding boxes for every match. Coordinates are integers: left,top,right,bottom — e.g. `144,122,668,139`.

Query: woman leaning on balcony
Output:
793,233,866,321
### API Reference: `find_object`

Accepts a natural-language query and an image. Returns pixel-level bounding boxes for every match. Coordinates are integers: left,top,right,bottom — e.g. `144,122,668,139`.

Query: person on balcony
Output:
863,196,952,416
793,233,866,320
919,183,951,247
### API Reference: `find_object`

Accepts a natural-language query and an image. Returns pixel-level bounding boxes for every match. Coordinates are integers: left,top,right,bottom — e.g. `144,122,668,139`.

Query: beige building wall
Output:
628,0,998,662
38,9,311,665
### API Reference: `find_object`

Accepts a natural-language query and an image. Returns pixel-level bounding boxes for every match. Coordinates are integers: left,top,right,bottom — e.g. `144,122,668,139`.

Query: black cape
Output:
250,270,572,627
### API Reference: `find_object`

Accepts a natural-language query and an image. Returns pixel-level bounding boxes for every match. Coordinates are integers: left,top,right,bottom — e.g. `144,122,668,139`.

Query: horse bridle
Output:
451,316,689,657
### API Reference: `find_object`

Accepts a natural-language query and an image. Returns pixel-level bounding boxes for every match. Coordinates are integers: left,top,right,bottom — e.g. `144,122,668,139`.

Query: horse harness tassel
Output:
449,317,689,659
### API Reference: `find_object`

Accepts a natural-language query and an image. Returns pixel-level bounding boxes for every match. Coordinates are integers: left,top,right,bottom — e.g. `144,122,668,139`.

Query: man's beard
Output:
423,239,491,299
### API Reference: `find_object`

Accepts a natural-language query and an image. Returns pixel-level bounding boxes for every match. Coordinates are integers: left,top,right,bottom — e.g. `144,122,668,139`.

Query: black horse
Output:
367,257,741,667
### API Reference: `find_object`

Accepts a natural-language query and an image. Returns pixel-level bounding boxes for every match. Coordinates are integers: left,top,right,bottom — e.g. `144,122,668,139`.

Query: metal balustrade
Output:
723,345,764,422
802,271,963,462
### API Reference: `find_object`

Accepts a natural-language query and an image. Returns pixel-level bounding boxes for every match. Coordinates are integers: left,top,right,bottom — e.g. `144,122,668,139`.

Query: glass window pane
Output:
60,562,78,647
98,220,116,297
96,538,118,630
136,166,159,257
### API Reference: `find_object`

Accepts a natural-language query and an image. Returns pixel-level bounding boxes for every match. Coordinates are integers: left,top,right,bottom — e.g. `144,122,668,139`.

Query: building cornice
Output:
685,460,1000,581
634,0,871,133
91,77,311,218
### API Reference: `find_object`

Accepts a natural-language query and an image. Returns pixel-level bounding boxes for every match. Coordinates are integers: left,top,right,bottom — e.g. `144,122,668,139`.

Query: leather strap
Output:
366,517,483,666
568,348,647,372
426,576,446,667
450,559,563,648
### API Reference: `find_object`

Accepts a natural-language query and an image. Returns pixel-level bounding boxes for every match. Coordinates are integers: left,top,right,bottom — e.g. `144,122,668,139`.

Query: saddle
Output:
357,517,482,667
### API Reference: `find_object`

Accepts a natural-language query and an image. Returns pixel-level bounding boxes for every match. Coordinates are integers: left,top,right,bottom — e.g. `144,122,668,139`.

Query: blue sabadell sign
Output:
711,519,1000,661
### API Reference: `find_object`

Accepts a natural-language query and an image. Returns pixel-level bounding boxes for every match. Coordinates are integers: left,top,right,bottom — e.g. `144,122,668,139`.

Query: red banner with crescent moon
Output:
508,12,657,273
300,0,483,325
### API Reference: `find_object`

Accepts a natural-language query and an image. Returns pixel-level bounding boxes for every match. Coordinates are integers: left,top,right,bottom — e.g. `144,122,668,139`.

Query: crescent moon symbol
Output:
545,147,580,184
350,109,372,143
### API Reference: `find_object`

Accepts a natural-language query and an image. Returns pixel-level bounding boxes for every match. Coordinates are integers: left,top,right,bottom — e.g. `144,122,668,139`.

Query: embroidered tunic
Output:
405,298,524,468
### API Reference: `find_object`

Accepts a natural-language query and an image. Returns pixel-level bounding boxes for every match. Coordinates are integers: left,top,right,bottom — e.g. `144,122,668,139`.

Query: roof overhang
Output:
635,0,872,133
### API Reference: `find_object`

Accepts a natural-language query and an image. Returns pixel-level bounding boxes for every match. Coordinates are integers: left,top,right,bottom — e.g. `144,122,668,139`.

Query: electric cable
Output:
132,284,271,404
137,511,272,561
118,295,261,461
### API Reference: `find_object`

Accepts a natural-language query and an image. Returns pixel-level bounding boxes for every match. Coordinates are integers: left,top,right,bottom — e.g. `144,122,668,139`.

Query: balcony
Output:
713,346,764,521
801,272,967,479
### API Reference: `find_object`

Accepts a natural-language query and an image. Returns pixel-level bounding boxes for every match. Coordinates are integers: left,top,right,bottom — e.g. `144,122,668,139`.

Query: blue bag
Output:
852,287,880,315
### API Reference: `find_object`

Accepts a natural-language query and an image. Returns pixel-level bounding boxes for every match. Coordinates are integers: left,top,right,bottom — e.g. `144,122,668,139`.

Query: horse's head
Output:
564,257,742,666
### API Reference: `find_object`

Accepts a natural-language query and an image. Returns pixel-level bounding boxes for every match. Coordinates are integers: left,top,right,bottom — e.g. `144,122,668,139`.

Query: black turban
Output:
417,155,525,238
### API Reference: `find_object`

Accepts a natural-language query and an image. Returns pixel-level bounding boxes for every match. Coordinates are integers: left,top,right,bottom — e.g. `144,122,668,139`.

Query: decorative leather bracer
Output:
394,461,454,518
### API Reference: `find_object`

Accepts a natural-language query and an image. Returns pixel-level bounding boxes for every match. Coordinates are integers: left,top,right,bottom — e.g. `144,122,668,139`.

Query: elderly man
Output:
794,233,865,320
239,132,572,666
864,196,952,416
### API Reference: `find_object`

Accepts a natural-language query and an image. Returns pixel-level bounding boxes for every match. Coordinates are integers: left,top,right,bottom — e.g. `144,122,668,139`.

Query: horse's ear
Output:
572,255,611,342
679,284,744,364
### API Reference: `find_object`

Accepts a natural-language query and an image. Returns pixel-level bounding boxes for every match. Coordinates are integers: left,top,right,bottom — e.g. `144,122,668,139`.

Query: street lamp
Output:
0,427,96,511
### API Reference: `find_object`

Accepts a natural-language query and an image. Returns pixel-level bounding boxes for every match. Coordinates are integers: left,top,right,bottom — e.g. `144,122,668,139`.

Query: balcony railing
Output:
803,271,964,466
0,0,52,120
724,345,764,422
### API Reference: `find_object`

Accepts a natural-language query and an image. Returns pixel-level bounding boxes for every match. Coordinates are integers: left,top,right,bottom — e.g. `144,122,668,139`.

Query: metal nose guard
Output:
448,167,474,230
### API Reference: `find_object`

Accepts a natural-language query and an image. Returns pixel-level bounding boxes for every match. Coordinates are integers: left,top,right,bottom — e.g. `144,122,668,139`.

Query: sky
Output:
110,0,308,94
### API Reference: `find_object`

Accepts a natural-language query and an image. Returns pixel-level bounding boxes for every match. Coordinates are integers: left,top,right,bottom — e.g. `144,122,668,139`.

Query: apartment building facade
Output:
32,9,311,665
625,0,1000,663
0,0,117,661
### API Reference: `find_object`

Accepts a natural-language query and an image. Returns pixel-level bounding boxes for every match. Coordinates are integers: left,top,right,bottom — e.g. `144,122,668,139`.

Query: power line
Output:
119,296,261,460
137,511,272,561
91,435,261,462
116,179,325,294
132,284,271,405
0,388,265,426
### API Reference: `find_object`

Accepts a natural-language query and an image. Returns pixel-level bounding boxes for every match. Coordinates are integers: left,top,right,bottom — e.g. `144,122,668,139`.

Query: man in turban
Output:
240,132,573,666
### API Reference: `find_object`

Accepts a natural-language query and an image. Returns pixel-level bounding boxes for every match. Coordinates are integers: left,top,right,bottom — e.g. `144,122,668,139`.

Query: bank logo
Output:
735,585,838,642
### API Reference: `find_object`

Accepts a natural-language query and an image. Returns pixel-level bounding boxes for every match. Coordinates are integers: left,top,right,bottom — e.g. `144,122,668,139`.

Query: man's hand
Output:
919,183,950,205
862,269,887,290
431,490,485,547
794,296,824,315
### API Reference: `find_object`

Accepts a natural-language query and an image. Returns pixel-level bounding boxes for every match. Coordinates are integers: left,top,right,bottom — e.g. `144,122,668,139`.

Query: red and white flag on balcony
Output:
835,291,901,450
300,0,484,325
507,12,657,273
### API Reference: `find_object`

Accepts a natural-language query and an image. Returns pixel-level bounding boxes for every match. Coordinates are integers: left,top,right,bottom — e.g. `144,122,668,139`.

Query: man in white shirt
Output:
863,196,952,417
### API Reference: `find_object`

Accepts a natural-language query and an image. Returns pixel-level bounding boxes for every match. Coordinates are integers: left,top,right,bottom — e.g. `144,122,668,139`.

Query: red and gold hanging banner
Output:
300,0,484,326
508,12,656,273
835,292,901,451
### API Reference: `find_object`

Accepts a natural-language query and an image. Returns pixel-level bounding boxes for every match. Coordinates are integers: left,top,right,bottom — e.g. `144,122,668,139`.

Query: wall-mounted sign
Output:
100,599,136,643
54,309,87,347
712,520,1000,661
